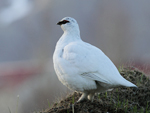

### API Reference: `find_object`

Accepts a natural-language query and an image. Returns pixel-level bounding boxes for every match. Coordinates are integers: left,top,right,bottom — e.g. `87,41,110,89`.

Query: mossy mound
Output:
43,67,150,113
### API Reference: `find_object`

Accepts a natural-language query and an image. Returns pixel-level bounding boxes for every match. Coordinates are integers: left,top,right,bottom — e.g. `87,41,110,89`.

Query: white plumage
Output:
53,17,137,102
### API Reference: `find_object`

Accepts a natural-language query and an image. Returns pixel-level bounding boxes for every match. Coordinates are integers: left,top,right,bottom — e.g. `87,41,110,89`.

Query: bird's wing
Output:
62,41,120,84
81,72,111,84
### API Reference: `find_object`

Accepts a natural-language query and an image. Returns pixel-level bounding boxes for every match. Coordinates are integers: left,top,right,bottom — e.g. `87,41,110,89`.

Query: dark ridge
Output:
42,67,150,113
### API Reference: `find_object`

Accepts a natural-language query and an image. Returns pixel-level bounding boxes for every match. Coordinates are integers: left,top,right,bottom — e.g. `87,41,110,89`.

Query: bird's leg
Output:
77,92,88,103
69,92,88,109
88,93,95,102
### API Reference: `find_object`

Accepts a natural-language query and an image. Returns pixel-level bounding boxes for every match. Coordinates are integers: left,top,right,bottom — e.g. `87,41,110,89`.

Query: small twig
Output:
72,104,74,113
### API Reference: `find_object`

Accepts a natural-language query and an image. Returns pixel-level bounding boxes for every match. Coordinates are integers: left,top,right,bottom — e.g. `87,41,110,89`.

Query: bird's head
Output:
57,17,80,34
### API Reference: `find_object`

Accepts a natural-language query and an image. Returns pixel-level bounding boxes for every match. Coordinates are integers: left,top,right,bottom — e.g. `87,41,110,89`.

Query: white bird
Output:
53,17,137,102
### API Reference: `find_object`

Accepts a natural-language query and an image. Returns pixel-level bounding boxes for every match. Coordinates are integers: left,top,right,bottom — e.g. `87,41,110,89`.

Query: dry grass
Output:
39,67,150,113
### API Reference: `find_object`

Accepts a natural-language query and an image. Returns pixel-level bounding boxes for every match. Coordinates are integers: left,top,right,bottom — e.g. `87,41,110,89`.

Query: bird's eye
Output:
63,20,69,23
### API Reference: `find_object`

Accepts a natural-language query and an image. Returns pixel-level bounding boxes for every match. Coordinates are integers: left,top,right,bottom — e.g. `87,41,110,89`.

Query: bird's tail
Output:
118,76,137,87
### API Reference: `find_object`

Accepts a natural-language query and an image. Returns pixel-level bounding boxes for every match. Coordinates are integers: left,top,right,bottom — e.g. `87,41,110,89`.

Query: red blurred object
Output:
133,62,150,75
0,61,42,89
126,62,150,76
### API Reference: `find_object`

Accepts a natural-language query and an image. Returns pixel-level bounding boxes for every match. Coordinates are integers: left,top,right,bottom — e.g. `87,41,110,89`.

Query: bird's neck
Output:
57,30,81,47
64,27,80,37
64,30,80,39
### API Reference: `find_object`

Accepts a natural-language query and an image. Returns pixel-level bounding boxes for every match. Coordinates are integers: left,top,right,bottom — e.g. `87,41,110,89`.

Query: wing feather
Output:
62,41,120,85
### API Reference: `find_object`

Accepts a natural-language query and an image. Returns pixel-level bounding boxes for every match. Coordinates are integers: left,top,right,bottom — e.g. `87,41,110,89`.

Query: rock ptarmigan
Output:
53,17,137,102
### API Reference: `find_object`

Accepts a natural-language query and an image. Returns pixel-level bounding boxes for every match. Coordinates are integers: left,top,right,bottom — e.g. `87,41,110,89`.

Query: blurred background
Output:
0,0,150,113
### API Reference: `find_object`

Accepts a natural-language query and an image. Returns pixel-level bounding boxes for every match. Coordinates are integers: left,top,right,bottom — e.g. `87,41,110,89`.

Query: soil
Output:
43,67,150,113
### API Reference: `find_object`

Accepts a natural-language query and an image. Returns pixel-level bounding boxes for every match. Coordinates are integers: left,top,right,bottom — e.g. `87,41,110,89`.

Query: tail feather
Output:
118,76,137,87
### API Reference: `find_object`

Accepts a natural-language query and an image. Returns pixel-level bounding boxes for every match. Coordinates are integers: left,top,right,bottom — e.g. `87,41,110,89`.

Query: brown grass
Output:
41,67,150,113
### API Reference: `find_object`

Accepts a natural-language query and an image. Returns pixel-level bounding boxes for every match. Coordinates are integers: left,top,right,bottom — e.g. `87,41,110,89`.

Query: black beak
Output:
57,21,62,25
57,20,69,25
